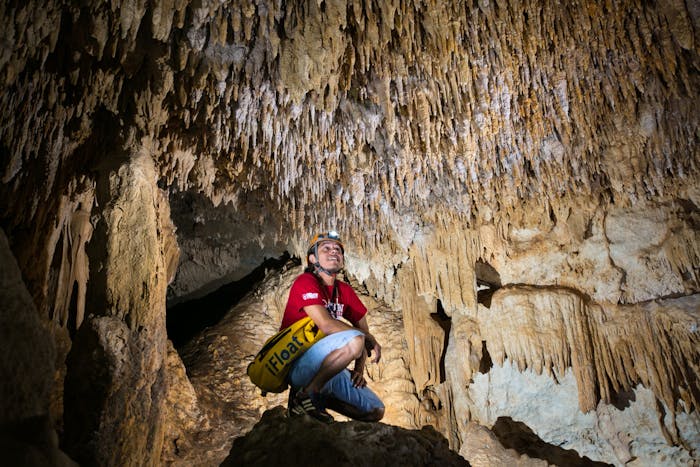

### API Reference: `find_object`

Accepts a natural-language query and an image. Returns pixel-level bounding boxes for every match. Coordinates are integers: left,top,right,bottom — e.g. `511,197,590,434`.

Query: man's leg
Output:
288,330,366,421
289,330,366,390
325,397,384,422
322,369,385,422
303,335,364,393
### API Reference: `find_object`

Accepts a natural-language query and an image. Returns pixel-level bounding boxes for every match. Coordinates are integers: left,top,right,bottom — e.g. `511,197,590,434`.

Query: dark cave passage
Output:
166,253,295,348
430,299,451,384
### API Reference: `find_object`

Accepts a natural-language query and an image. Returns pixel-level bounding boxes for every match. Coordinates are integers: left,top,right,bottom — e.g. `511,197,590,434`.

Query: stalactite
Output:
482,287,700,417
405,223,481,314
49,182,95,331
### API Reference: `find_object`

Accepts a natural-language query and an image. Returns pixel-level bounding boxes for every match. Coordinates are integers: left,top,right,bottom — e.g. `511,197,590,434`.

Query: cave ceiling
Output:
1,0,698,302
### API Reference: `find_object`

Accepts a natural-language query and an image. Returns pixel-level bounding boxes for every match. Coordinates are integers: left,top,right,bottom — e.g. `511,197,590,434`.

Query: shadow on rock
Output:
492,417,612,466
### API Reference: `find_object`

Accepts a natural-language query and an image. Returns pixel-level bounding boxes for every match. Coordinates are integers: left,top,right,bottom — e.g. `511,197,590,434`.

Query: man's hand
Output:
365,335,382,363
351,349,368,387
350,368,367,388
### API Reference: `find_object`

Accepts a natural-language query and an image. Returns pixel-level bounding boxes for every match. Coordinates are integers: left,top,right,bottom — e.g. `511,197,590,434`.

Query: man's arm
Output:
304,304,355,335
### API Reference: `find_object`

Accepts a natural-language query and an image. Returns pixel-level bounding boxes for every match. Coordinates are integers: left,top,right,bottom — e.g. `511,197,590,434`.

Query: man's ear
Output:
309,253,317,264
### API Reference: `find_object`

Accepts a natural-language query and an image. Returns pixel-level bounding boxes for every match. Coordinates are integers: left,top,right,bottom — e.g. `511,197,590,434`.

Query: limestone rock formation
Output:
0,228,77,467
161,340,213,466
221,406,469,467
0,0,698,466
61,152,175,466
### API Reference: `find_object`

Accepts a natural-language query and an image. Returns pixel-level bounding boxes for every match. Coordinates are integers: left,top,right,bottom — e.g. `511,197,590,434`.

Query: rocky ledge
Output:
222,406,469,467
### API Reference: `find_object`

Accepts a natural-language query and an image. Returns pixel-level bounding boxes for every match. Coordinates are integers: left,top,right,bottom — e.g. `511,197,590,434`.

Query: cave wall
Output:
0,228,76,466
389,203,699,463
1,0,699,466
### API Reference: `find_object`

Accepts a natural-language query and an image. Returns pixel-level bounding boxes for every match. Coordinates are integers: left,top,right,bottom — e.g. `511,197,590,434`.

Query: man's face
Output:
312,240,344,273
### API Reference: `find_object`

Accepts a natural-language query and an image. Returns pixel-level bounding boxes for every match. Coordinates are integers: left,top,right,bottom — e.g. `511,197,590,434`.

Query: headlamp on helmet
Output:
307,230,344,256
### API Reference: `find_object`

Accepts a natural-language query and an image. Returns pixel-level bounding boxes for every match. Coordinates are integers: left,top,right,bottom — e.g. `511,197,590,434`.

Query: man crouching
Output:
282,231,384,423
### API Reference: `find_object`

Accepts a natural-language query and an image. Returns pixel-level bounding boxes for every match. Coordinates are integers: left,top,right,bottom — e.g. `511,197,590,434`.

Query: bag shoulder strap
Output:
257,317,312,357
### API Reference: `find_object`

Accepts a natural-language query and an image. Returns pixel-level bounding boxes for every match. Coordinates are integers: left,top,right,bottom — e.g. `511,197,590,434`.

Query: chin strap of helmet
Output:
314,263,340,276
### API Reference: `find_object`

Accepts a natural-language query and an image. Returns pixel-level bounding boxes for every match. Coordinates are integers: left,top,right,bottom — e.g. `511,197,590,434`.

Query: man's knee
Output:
354,406,384,422
365,406,384,422
345,334,365,359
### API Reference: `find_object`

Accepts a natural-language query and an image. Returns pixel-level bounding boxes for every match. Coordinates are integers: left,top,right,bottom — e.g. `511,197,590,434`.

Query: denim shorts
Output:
289,330,384,415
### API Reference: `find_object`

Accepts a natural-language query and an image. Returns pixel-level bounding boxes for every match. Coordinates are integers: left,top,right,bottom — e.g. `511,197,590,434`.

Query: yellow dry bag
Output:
247,317,324,394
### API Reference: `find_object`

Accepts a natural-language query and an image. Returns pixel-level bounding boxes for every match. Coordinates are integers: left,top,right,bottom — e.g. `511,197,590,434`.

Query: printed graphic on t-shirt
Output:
325,300,344,320
302,292,319,300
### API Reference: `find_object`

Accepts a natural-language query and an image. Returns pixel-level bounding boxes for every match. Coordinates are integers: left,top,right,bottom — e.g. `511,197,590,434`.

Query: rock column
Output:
63,148,174,467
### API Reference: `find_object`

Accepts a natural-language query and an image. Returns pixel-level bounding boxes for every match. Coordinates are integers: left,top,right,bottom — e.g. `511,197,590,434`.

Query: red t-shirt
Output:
281,272,367,329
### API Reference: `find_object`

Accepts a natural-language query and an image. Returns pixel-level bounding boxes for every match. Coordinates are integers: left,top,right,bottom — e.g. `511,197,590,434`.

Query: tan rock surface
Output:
461,422,549,467
161,340,212,466
0,228,77,466
62,151,173,466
